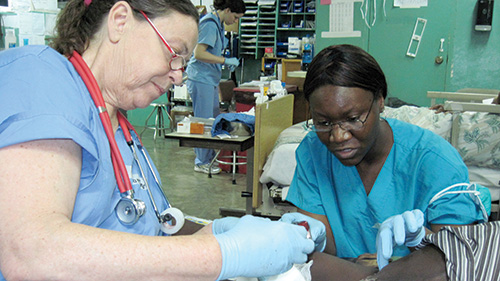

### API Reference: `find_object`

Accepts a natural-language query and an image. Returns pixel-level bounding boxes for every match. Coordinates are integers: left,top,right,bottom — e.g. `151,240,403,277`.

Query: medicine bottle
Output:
5,29,17,49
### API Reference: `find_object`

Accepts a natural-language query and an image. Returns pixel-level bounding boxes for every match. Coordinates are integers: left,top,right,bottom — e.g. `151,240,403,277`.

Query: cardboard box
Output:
190,122,204,134
177,121,204,134
288,37,301,55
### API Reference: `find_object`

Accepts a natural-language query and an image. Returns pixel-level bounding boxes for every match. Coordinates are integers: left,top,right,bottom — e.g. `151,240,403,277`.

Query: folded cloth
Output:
211,113,255,137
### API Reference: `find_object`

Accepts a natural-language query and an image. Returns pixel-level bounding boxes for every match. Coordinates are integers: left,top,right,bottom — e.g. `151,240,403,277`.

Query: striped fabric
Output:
419,221,500,281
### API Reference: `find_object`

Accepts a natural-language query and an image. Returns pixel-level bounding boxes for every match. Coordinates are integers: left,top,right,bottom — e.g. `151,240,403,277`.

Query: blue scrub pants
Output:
187,80,220,165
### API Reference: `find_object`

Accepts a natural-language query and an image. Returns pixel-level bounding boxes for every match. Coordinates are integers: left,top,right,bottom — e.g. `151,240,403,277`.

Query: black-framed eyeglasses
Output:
307,99,375,133
137,10,187,73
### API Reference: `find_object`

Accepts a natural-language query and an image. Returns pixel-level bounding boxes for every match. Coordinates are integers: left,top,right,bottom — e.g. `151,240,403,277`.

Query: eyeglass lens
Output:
309,99,375,132
138,10,186,72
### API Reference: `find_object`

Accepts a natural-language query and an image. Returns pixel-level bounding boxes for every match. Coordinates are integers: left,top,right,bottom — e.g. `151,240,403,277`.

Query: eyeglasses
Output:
307,99,375,133
137,10,187,72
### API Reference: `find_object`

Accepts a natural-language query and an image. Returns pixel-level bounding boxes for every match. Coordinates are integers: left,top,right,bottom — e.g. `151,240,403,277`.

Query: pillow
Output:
455,112,500,169
382,106,453,142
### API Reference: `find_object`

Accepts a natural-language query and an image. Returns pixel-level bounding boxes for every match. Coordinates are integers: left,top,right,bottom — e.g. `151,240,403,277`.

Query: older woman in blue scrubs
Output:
286,44,487,270
186,0,245,174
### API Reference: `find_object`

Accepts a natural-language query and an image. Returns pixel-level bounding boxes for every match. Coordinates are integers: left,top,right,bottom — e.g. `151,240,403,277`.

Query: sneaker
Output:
194,163,221,174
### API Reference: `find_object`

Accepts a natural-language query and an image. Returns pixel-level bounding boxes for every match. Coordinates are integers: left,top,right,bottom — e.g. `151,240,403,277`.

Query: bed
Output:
252,90,500,219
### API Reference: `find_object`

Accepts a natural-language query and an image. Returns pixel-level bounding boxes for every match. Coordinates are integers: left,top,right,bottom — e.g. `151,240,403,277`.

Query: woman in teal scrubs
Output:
286,44,486,268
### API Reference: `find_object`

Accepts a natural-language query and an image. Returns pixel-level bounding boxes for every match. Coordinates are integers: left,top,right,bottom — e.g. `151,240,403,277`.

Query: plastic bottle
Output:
302,36,313,71
5,29,16,49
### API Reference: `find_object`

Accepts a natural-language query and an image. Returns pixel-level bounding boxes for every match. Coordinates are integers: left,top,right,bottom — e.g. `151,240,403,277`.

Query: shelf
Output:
239,2,277,59
275,0,316,58
279,12,315,15
238,0,315,59
277,28,315,31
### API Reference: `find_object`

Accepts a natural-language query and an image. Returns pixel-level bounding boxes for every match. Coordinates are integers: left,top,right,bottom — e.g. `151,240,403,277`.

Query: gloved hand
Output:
224,57,239,72
215,215,314,280
280,212,327,252
376,209,425,270
212,216,239,235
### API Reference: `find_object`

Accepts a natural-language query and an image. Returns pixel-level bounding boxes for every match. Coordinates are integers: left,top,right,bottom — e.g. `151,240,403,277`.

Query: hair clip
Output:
84,0,92,7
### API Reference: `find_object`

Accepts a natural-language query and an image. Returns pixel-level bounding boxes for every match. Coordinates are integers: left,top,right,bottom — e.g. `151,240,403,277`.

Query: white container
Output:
5,29,16,49
177,120,191,133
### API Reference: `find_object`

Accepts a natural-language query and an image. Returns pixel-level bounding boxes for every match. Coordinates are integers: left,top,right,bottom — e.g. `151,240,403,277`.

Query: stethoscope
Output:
69,51,184,235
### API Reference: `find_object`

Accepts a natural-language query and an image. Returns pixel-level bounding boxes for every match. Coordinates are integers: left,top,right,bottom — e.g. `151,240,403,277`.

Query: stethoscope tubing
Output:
69,51,132,194
118,115,170,222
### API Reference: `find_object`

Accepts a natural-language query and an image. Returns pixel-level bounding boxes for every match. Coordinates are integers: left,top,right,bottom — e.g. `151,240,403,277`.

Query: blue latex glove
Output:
215,215,314,280
212,216,239,235
376,209,425,270
224,57,239,72
280,212,327,252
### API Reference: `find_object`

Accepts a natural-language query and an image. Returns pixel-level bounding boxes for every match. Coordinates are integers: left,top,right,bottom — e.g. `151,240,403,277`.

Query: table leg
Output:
245,147,254,215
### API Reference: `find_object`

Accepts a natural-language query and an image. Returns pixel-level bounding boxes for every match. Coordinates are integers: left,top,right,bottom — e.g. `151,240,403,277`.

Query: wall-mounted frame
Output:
0,0,12,12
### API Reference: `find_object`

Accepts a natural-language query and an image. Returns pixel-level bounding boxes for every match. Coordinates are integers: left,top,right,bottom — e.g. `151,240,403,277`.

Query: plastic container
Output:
302,36,314,71
5,29,16,49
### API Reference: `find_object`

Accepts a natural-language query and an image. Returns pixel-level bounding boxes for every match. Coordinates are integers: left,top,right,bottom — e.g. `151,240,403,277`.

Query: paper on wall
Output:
321,0,362,38
2,13,19,28
12,0,31,12
31,0,58,11
394,0,427,8
19,12,45,35
45,13,57,36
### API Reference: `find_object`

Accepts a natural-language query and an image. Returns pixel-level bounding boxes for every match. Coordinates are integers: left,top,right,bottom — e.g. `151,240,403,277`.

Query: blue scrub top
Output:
0,46,170,234
286,118,484,258
186,13,225,86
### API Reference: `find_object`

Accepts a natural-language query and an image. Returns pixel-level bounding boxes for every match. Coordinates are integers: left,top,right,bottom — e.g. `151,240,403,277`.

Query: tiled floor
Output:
140,128,248,221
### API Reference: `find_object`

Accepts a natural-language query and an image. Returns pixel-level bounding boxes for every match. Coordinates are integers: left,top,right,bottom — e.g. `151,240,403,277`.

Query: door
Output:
367,0,455,106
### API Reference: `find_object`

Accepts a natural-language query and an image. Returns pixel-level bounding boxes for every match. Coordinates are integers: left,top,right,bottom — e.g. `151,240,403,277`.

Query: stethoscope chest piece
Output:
160,207,185,235
115,196,146,225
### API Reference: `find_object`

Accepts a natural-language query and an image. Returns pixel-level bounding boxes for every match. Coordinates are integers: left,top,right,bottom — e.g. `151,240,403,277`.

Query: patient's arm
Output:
296,209,337,255
370,245,447,281
174,220,206,235
310,244,447,281
493,92,500,104
309,252,377,281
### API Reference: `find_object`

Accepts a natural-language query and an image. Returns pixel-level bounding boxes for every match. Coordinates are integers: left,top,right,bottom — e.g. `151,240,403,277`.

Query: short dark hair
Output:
50,0,199,56
304,44,388,102
213,0,246,14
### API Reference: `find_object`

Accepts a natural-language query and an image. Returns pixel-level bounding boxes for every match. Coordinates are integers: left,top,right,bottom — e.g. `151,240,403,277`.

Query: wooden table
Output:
165,132,255,215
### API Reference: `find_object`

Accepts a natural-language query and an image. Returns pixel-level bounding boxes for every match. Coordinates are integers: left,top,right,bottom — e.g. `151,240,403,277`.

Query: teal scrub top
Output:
286,118,484,258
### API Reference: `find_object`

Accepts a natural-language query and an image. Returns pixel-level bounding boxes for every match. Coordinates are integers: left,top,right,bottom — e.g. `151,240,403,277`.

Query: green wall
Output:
449,0,499,91
315,1,499,99
127,94,170,127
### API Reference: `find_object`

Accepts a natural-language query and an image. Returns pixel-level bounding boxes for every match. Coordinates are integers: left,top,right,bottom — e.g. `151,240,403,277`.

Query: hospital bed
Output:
253,90,500,219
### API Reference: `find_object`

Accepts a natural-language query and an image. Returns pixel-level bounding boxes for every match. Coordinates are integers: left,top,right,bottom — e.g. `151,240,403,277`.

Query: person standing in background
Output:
186,0,245,174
